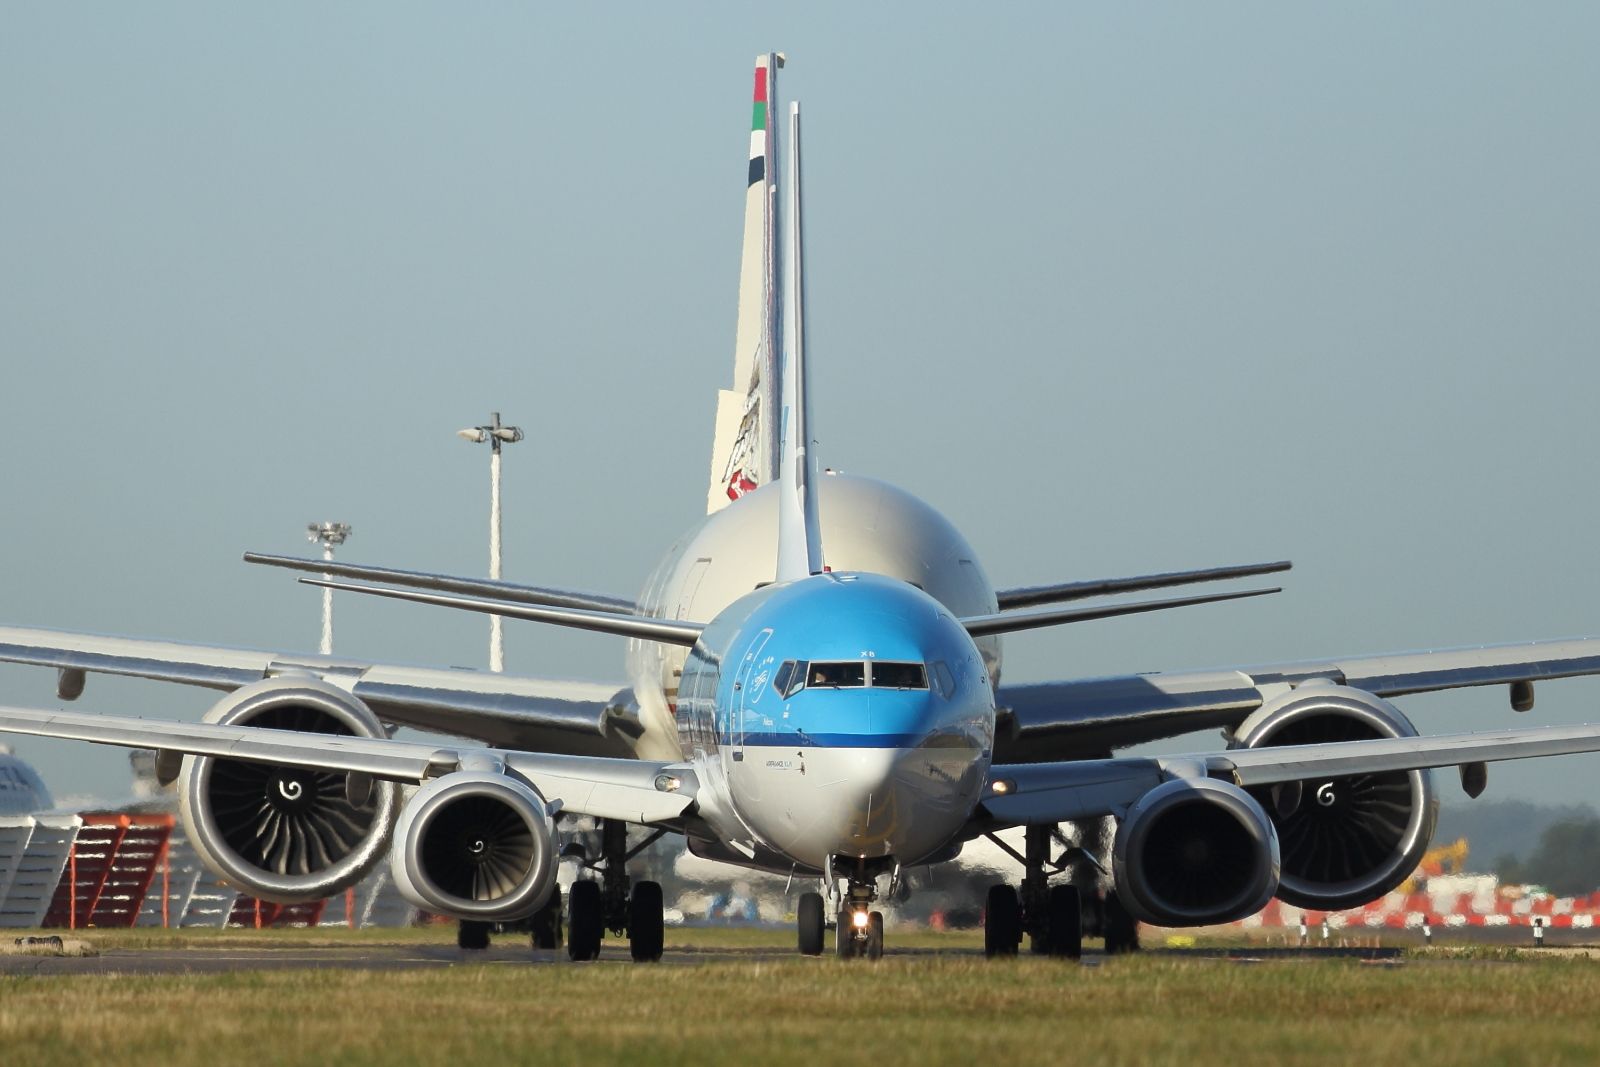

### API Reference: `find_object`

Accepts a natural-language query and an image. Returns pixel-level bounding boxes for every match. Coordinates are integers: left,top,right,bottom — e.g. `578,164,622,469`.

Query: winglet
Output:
774,100,824,581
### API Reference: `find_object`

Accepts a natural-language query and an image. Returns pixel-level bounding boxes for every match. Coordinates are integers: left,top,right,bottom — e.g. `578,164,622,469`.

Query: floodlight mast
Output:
306,522,352,655
456,412,523,672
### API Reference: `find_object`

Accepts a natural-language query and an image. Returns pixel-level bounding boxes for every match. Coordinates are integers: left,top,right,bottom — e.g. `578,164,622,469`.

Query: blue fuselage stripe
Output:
735,731,925,749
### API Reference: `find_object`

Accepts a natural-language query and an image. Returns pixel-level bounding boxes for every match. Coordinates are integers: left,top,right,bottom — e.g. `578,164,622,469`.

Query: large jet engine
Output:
1112,777,1281,926
1229,681,1437,911
178,676,400,904
390,770,559,922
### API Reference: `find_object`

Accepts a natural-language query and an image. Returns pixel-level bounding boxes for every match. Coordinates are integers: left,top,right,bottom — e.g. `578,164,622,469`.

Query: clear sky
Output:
2,4,1598,810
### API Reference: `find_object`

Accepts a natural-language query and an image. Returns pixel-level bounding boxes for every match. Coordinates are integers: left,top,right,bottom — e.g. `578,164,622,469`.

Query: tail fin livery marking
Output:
707,53,783,514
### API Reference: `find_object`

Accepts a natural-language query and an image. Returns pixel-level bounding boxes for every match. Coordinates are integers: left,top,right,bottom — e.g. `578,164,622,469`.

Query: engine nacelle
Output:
1112,777,1280,926
390,771,558,922
178,676,400,905
1229,682,1437,911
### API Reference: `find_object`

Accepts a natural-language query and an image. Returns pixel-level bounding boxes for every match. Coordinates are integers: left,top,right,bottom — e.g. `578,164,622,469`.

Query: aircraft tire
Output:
628,880,664,962
1103,889,1140,955
865,911,884,960
835,910,858,959
456,920,490,951
798,892,826,956
568,880,604,961
529,888,562,951
1047,884,1082,959
985,884,1020,958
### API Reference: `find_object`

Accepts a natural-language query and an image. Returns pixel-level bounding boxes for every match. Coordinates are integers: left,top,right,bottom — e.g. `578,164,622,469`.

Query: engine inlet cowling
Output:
1113,777,1280,926
179,676,399,905
391,771,558,922
1230,683,1437,911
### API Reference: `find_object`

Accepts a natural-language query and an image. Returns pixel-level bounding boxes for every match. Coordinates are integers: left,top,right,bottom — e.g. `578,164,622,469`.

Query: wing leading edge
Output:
0,705,694,826
980,720,1600,828
0,625,639,756
996,636,1600,763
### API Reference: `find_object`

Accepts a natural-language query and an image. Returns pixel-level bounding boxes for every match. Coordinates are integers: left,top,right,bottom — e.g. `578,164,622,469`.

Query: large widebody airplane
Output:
7,54,1600,960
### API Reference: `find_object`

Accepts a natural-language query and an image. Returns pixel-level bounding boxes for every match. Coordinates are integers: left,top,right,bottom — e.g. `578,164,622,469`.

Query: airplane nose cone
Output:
737,743,982,868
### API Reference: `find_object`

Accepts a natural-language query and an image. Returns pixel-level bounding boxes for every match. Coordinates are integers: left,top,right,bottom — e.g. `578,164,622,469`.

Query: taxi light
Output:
654,774,681,793
851,910,870,929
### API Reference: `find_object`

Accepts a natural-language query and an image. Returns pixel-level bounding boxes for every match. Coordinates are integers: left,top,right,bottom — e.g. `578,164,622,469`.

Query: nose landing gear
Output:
801,860,888,960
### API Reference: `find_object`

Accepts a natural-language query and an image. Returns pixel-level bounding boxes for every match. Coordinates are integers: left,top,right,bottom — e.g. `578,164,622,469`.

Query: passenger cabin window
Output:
870,662,927,689
807,661,866,688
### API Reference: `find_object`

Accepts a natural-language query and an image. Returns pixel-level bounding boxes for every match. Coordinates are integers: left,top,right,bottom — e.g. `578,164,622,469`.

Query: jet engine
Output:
178,676,400,904
1229,682,1437,911
1112,777,1280,926
390,770,559,922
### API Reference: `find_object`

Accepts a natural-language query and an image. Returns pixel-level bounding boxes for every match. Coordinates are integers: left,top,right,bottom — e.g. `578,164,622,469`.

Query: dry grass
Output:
4,931,1600,1066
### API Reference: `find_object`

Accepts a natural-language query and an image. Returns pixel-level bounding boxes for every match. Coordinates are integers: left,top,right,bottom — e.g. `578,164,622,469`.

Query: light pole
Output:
307,522,352,656
457,412,523,672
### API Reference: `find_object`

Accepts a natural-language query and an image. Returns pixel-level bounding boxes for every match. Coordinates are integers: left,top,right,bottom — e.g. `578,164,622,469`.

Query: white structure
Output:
456,412,523,672
0,815,81,928
307,522,352,655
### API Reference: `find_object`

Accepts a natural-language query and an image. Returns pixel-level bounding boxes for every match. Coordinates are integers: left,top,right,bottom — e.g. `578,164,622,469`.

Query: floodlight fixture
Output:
457,411,524,672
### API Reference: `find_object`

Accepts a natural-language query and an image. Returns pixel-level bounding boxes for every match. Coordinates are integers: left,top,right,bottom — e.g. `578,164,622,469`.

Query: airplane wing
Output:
979,720,1600,827
994,637,1600,762
0,625,641,756
995,559,1292,611
242,553,637,614
0,705,694,825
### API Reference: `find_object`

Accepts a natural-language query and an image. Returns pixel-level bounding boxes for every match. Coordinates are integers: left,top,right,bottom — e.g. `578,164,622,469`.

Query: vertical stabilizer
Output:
775,101,825,582
706,53,784,514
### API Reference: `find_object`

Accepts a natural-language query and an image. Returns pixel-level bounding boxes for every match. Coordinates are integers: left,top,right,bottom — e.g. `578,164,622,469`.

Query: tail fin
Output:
706,53,784,514
774,100,824,581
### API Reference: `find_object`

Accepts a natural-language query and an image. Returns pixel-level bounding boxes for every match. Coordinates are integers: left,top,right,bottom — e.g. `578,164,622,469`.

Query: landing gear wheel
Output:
1103,890,1140,955
798,892,825,956
529,888,563,951
456,920,490,951
1046,884,1082,959
835,910,858,959
629,880,665,962
568,880,604,961
865,911,884,960
985,884,1020,958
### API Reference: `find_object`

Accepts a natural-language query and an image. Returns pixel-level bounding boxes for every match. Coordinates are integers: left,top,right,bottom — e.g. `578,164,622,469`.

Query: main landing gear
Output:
567,818,668,963
456,895,562,953
982,822,1138,959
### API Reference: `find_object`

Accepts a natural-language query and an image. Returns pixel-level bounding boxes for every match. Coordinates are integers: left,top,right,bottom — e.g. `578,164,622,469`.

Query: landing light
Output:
654,774,682,793
851,910,870,929
991,779,1015,795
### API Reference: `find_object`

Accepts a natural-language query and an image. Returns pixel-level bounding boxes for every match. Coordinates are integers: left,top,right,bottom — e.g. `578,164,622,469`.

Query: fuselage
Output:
625,472,1002,760
620,473,1005,872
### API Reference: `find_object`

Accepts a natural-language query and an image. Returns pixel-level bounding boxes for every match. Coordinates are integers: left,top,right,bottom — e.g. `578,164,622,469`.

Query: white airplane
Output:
0,745,53,818
6,54,1600,961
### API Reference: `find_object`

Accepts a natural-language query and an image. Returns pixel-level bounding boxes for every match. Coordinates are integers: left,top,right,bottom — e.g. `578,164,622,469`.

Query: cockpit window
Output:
806,661,866,688
870,662,928,689
780,661,807,696
930,660,955,698
773,661,796,697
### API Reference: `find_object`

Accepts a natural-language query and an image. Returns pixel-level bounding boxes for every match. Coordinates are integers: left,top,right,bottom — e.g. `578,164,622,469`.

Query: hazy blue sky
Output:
2,4,1598,810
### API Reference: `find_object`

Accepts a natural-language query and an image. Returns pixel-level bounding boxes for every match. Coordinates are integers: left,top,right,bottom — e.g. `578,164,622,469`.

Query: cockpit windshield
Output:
807,661,866,688
776,659,931,695
870,662,928,689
